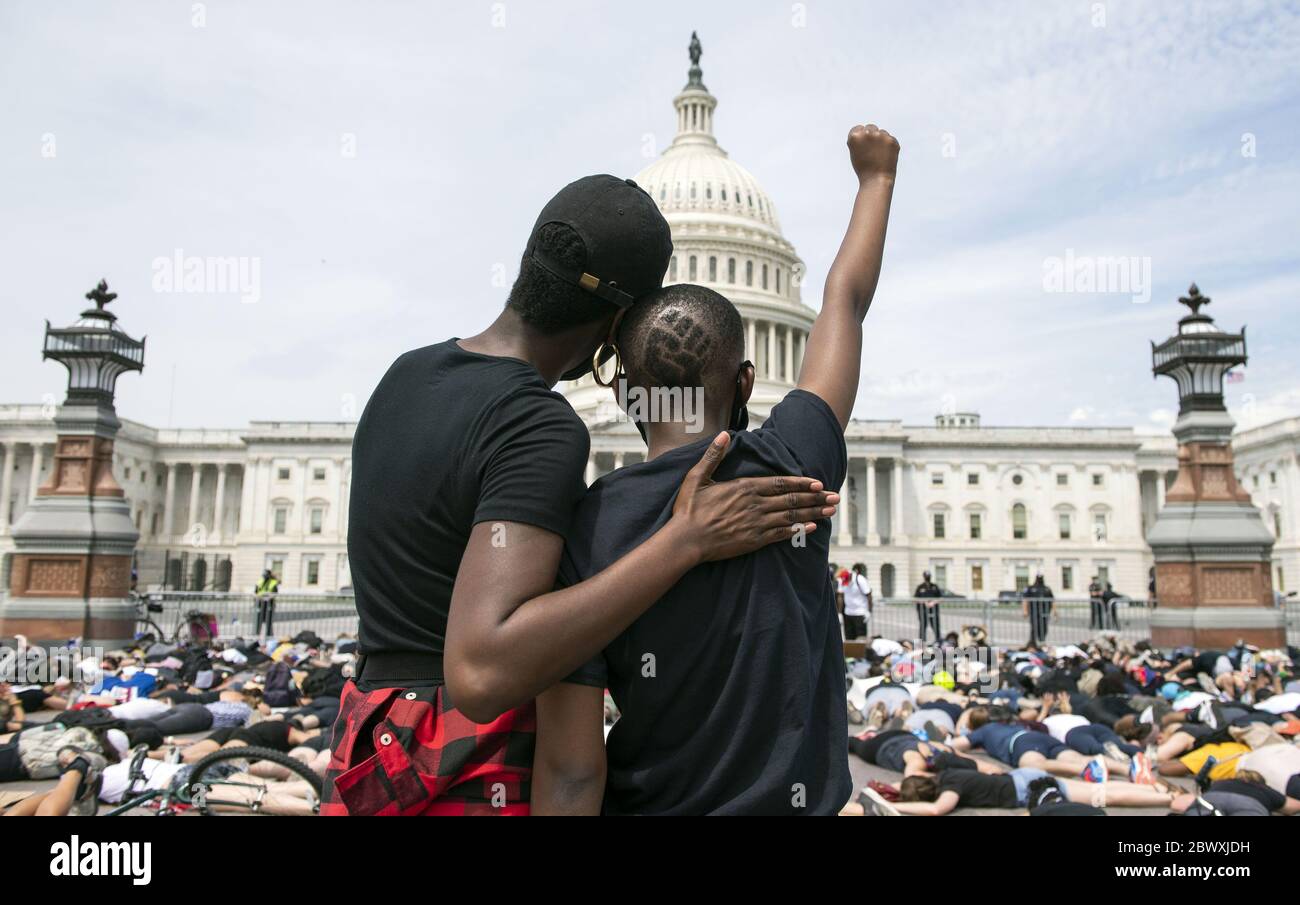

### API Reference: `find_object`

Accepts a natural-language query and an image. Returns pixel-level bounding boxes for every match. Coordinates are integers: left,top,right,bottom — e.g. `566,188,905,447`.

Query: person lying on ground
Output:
852,764,1175,816
149,720,318,763
1169,769,1300,816
531,123,899,816
951,706,1153,784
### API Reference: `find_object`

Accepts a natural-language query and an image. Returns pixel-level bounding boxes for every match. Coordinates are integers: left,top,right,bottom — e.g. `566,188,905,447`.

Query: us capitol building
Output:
2,39,1297,603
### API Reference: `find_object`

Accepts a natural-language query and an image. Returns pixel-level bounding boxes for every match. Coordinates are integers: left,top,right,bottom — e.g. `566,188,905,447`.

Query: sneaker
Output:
859,786,901,816
58,747,106,817
1103,741,1132,767
1197,699,1218,729
1081,755,1108,783
866,701,889,730
1129,751,1155,785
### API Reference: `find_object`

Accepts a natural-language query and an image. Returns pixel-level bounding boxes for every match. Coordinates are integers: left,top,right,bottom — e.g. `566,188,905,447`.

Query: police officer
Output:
254,568,280,640
1087,576,1104,630
1023,572,1054,647
914,570,942,645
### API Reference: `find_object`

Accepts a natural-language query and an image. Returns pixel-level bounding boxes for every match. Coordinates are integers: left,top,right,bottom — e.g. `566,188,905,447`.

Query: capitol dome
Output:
564,33,817,428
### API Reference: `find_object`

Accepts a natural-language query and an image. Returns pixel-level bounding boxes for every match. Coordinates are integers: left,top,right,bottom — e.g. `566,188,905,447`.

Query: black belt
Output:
354,651,444,684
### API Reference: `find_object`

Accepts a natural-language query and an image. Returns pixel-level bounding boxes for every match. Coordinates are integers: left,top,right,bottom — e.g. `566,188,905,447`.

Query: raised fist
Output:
847,124,899,182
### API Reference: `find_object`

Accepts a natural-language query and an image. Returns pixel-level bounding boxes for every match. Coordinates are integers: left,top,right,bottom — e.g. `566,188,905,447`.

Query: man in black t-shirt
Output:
323,176,837,816
540,124,901,815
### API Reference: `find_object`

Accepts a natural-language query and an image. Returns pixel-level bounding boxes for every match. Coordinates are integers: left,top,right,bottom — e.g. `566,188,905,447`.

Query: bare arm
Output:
531,683,606,815
797,124,899,428
893,791,960,816
445,432,838,722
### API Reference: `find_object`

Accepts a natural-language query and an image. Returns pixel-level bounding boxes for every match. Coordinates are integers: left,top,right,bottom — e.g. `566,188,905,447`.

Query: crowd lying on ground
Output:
0,630,354,816
4,625,1298,816
840,630,1300,816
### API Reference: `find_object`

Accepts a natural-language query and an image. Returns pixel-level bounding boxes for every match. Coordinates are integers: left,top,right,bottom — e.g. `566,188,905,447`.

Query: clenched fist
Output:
847,124,899,182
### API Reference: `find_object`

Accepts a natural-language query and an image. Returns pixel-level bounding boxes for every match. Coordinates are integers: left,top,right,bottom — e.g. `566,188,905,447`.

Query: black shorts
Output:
15,689,49,711
0,741,26,783
205,721,292,752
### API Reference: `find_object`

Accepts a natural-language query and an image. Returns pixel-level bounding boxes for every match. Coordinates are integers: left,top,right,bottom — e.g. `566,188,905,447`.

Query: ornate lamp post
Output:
1147,285,1282,647
1,281,146,645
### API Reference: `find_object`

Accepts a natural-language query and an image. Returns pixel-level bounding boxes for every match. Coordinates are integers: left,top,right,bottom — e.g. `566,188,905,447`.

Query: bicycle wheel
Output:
134,619,166,643
186,746,324,815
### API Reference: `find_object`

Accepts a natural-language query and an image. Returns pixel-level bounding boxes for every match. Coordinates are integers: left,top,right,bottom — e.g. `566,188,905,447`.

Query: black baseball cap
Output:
527,175,672,378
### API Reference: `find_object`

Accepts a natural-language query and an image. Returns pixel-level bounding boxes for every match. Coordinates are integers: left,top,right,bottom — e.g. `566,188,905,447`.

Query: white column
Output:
892,458,906,542
28,444,44,502
838,455,853,547
212,463,228,544
255,459,271,533
238,460,256,535
187,464,203,535
335,457,349,538
795,330,806,379
613,452,625,471
0,442,14,535
163,464,178,538
585,456,596,486
746,319,757,362
865,456,878,544
296,457,308,534
765,323,775,380
1156,470,1167,509
783,325,793,383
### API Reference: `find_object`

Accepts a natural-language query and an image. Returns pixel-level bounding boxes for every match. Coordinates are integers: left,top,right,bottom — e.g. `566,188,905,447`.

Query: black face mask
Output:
561,343,617,383
632,361,751,445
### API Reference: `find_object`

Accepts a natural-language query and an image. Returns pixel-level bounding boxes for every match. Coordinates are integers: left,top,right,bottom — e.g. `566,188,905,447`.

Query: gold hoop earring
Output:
592,342,621,388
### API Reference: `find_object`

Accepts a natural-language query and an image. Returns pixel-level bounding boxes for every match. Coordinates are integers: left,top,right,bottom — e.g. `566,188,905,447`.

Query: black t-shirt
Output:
349,340,589,657
938,769,1019,809
1208,779,1286,812
559,390,849,815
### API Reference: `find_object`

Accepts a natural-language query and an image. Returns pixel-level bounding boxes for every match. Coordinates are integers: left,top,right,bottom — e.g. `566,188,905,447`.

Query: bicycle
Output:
131,593,217,648
103,745,323,816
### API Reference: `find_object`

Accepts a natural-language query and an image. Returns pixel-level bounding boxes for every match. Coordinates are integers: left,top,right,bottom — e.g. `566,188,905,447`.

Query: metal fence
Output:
139,591,358,643
869,597,1300,650
136,592,1300,652
866,597,1151,649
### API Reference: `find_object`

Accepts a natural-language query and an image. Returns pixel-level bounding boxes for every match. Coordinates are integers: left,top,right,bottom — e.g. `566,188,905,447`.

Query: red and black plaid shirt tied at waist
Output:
321,680,536,816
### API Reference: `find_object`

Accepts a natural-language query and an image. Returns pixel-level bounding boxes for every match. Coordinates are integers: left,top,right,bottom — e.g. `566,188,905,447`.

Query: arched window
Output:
690,182,697,200
708,256,717,282
761,263,768,290
688,255,697,280
668,257,677,282
659,185,666,202
727,258,736,284
1012,503,1028,540
721,186,728,202
745,260,753,286
776,268,781,294
705,184,712,200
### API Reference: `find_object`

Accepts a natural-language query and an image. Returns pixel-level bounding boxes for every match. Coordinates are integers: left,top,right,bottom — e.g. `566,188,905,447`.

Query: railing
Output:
136,592,1299,651
867,597,1153,648
141,591,358,642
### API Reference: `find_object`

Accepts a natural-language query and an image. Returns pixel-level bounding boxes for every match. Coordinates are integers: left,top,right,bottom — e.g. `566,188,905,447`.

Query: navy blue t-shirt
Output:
558,390,850,815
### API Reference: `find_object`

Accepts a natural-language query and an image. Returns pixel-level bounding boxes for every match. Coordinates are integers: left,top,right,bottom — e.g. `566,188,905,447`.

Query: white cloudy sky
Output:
2,0,1297,432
